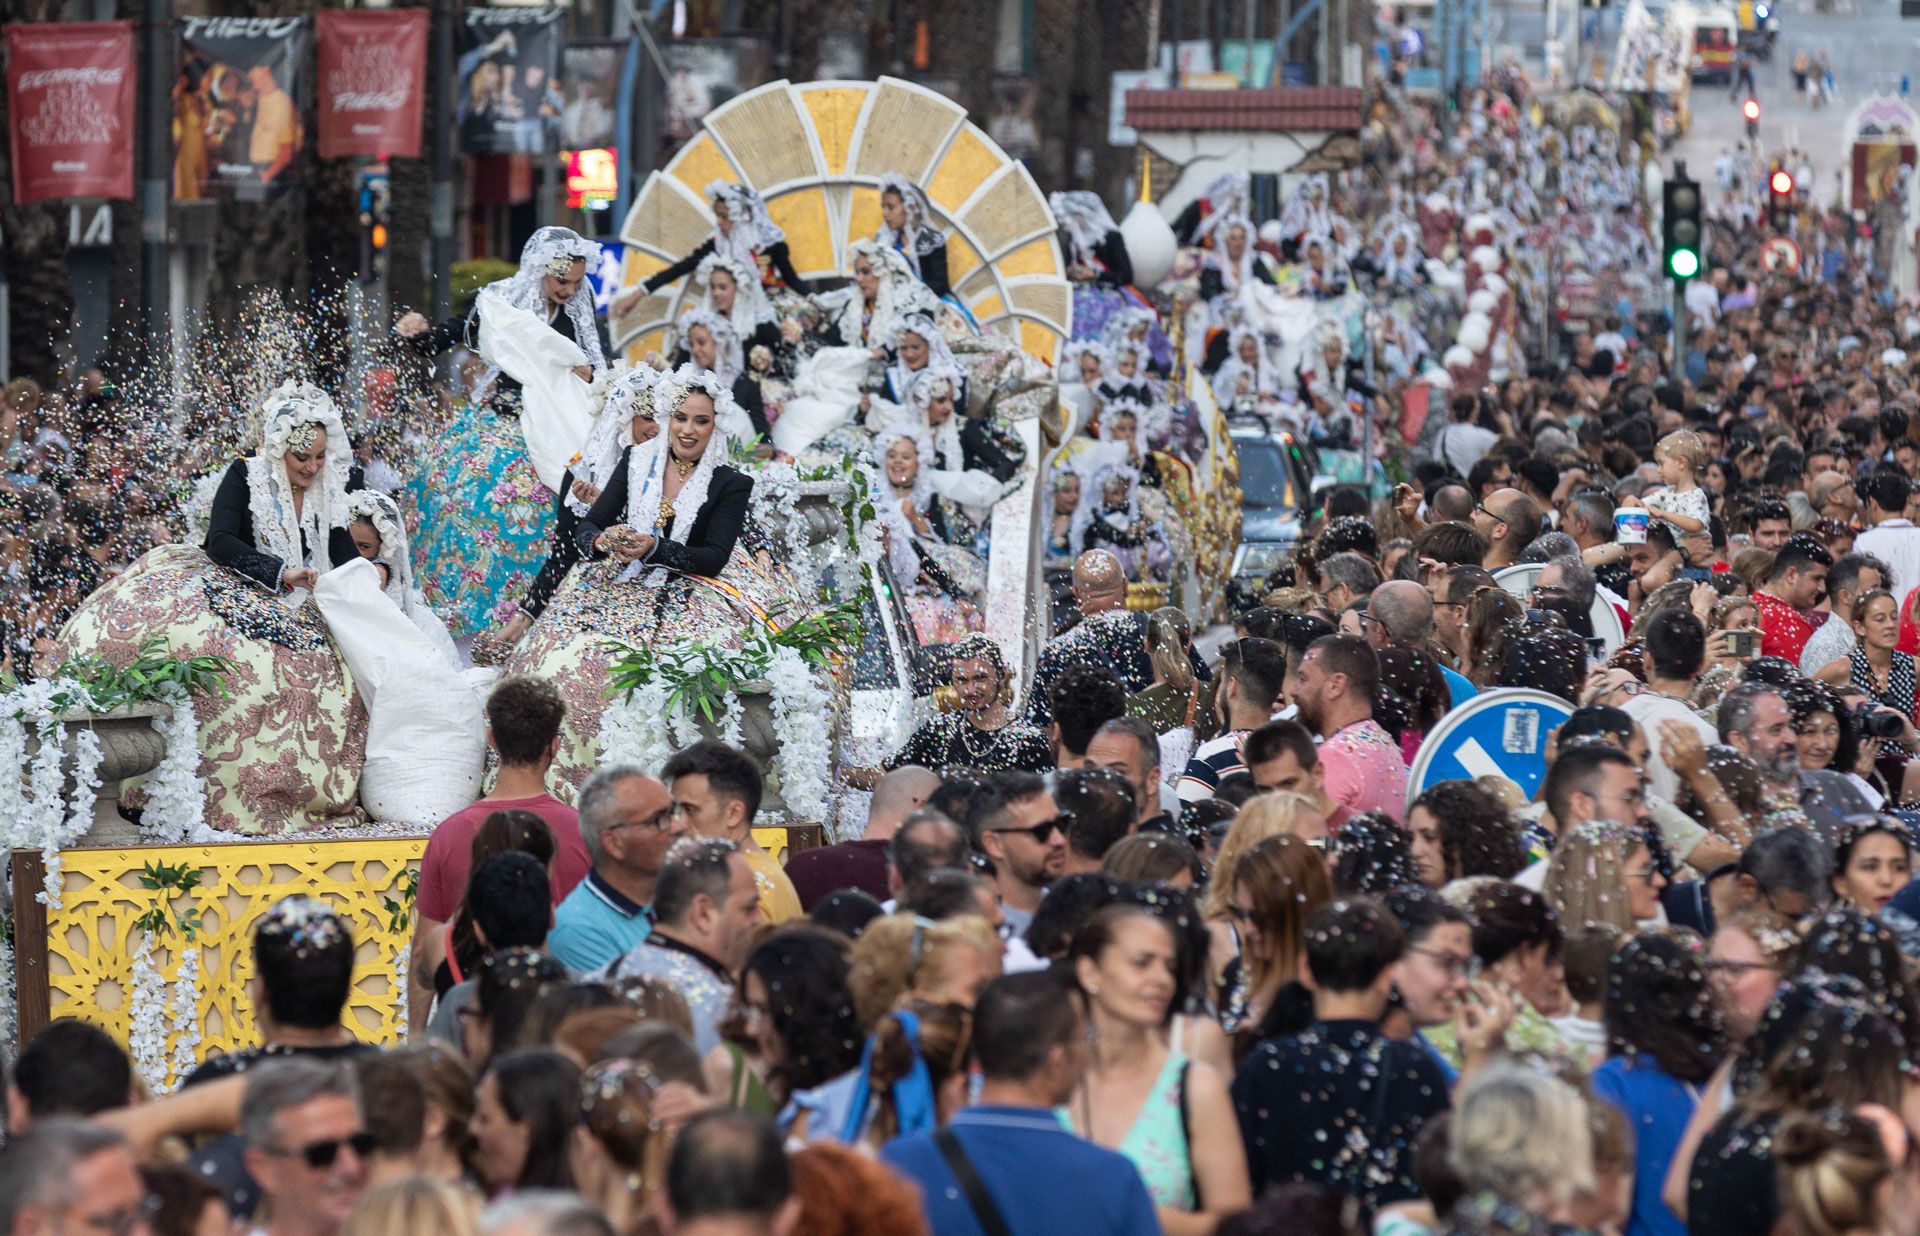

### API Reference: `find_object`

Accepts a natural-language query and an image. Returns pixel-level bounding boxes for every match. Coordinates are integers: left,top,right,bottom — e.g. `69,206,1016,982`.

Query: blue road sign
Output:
1407,688,1575,807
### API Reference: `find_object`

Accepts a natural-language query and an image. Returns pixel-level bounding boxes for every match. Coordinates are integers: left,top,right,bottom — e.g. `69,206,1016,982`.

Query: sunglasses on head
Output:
269,1131,377,1170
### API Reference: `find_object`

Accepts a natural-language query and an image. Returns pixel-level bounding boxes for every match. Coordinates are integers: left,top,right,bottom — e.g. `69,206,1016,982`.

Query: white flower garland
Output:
141,691,210,844
0,679,106,910
128,933,170,1091
394,941,411,1036
713,689,745,749
599,677,677,775
164,946,202,1092
766,646,831,821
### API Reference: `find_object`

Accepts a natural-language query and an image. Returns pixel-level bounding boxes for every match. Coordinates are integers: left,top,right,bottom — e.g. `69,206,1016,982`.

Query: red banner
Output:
315,9,426,160
5,22,135,203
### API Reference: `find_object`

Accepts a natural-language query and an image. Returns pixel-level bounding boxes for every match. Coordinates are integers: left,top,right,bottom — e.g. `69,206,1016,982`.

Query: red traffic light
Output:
1742,98,1761,121
1770,169,1794,195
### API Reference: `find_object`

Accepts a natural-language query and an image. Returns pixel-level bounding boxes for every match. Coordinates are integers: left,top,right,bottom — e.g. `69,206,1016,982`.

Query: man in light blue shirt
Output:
549,764,682,974
882,971,1160,1236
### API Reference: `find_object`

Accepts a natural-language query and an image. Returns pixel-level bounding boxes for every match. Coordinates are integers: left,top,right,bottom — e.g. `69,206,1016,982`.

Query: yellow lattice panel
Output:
996,236,1060,279
926,125,1001,214
622,249,667,283
1019,321,1061,360
752,827,795,864
668,135,739,199
947,233,983,287
971,292,1008,321
33,840,423,1070
956,265,997,299
623,329,669,363
1008,280,1071,330
621,179,713,260
799,85,867,176
959,166,1055,259
612,291,675,349
707,85,818,188
850,80,964,181
842,186,884,251
769,189,836,279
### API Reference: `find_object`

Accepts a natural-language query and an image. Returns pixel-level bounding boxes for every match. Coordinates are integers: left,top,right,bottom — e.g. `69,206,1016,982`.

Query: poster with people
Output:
173,15,309,202
5,21,136,204
559,41,622,153
315,9,428,160
457,7,562,156
660,38,768,150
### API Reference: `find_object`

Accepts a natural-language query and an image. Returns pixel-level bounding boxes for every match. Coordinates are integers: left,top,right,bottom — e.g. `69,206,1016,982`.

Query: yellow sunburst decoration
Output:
613,76,1070,367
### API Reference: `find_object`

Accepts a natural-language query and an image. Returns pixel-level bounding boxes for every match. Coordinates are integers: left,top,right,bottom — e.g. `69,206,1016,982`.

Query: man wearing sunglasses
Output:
1470,487,1543,570
240,1059,371,1236
967,771,1066,938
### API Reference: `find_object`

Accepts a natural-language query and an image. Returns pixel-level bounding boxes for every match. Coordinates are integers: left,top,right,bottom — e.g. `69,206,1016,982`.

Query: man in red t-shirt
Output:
408,675,592,1031
1753,533,1832,666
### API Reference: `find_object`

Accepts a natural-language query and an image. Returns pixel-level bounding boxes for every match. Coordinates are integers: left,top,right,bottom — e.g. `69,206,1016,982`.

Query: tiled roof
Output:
1124,86,1364,132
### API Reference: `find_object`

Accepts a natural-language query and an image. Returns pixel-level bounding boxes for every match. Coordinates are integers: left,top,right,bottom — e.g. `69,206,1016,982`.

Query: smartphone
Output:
1725,629,1759,659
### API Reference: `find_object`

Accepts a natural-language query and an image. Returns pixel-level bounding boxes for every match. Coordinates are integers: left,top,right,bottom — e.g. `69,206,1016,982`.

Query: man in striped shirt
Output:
1177,637,1289,801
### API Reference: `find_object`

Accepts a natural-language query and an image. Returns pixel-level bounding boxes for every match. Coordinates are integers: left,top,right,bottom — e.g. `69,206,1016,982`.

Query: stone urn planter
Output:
691,683,791,816
26,702,173,847
790,482,850,550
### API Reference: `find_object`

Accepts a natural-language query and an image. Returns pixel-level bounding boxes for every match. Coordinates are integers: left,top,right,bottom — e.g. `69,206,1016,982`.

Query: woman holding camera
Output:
1815,590,1918,762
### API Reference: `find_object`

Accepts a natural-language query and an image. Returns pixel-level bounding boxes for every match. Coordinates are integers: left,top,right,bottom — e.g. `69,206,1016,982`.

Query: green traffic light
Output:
1669,250,1700,279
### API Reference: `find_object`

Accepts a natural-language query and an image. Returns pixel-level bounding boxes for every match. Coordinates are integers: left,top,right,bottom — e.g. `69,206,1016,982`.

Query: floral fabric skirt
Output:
505,541,799,794
54,545,366,834
404,402,556,639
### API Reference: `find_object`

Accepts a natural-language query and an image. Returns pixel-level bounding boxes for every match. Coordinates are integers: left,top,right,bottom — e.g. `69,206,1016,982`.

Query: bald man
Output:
1026,550,1195,727
784,765,941,910
1363,578,1477,705
1471,487,1545,570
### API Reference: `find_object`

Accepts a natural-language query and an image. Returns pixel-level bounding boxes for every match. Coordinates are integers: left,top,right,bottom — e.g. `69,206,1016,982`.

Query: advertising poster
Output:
5,21,135,203
457,7,562,155
315,9,428,160
174,15,309,201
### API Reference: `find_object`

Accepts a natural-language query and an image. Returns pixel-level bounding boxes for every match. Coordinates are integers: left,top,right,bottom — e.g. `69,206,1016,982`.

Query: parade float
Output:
14,74,1074,1079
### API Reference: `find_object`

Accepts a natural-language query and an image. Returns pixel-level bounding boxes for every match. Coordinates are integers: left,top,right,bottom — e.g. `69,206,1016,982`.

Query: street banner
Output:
173,15,310,201
316,9,427,160
5,21,136,204
457,7,561,156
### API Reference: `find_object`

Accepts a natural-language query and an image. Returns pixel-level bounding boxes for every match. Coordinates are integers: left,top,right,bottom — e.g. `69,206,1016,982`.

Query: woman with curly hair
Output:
1425,881,1571,1069
1591,930,1725,1236
717,928,864,1124
789,1141,931,1236
1406,781,1527,887
846,913,1001,1029
1329,811,1420,895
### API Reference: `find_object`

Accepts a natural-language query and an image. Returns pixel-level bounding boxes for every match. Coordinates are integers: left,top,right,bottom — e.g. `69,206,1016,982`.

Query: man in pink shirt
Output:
409,675,592,1030
1286,633,1408,824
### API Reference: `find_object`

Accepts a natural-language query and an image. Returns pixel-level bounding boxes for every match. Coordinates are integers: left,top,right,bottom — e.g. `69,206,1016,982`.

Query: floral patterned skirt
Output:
504,543,800,794
54,545,367,834
404,402,556,639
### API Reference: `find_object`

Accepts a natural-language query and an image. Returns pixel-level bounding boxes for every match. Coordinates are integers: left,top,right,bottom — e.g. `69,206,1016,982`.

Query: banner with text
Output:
5,22,136,204
457,7,561,156
173,15,309,201
315,9,427,160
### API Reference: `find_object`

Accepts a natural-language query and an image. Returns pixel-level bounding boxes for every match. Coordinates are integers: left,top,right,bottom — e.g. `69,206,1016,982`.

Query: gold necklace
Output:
671,454,697,478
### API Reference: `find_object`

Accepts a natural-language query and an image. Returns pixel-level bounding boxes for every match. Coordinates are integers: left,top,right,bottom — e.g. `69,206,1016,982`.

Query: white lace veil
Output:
622,363,752,555
568,365,660,518
704,180,785,268
872,419,937,586
673,308,744,387
245,381,353,575
876,173,945,273
1048,190,1119,265
886,311,961,401
474,226,605,398
695,250,774,337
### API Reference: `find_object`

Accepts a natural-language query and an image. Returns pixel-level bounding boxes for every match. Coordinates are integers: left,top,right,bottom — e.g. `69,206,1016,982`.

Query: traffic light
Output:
1742,97,1761,122
1769,166,1795,232
1663,173,1703,281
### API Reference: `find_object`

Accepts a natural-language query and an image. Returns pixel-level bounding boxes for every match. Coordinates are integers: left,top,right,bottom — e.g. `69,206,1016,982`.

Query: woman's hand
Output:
869,347,887,360
282,567,318,590
1689,582,1718,621
859,394,872,413
572,365,593,383
1703,628,1731,667
612,288,643,318
394,311,429,337
571,479,601,503
1456,980,1515,1061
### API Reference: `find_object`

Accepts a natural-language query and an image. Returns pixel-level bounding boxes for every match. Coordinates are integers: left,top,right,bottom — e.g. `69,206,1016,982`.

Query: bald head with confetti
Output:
1071,549,1127,615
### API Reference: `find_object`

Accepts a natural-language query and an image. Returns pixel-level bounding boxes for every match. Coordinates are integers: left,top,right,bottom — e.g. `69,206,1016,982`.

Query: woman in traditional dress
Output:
876,174,977,328
1051,190,1134,289
1073,462,1171,582
396,226,607,640
505,367,795,789
873,312,970,417
1211,327,1280,414
615,181,804,311
905,366,1021,498
56,382,370,833
1170,170,1251,248
675,309,771,440
873,422,987,644
343,490,461,669
772,242,939,457
1196,216,1277,307
1299,233,1351,299
1092,342,1155,408
1097,396,1163,489
491,366,661,651
1099,305,1172,377
683,252,782,362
